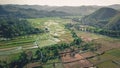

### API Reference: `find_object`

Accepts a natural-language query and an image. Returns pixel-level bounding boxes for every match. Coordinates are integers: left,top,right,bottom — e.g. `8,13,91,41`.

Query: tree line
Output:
78,26,120,37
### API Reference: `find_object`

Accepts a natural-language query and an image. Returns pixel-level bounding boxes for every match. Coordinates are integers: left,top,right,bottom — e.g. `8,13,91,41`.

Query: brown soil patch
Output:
94,39,120,53
61,53,93,68
81,52,96,58
63,59,93,68
61,53,83,62
25,62,41,68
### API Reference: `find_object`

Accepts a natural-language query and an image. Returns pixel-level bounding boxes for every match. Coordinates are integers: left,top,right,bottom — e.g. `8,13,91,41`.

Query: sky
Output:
0,0,120,6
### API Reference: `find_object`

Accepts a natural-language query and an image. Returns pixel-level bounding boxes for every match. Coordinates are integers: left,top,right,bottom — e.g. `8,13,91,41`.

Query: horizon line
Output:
0,4,120,7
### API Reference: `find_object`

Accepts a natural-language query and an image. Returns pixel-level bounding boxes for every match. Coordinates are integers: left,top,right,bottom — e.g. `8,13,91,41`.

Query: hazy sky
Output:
0,0,120,6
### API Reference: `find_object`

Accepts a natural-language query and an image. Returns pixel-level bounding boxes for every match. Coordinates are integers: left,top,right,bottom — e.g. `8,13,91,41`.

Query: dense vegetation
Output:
0,18,44,38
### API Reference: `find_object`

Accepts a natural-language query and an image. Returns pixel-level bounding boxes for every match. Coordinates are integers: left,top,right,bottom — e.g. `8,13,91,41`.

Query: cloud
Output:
0,0,120,6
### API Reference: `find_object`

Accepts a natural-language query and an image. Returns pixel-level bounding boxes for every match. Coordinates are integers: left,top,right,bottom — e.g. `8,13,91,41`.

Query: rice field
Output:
0,17,73,56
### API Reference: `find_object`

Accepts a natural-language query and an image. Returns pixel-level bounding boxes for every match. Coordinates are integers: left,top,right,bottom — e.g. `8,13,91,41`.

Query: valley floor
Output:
0,18,120,68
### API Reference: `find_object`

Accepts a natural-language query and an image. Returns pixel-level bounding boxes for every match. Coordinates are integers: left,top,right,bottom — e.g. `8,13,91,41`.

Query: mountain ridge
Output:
0,4,120,18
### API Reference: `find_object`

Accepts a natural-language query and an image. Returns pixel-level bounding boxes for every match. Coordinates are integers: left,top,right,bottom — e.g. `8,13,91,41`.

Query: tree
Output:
74,37,82,45
82,43,91,51
35,50,42,61
18,52,28,68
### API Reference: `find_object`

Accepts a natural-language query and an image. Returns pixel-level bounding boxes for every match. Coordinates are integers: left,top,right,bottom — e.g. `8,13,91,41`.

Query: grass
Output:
88,48,120,68
76,31,110,40
27,18,47,28
27,17,63,28
42,63,64,68
32,18,73,47
43,58,63,68
97,60,119,68
88,54,115,64
106,49,120,57
0,53,21,63
42,64,53,68
76,31,120,40
46,58,60,63
55,63,64,68
59,31,73,43
24,48,39,54
0,35,36,48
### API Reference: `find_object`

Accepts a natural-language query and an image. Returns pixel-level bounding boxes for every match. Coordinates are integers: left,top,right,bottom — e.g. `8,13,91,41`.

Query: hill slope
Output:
0,5,69,18
81,7,120,28
85,7,119,20
4,5,101,16
105,13,120,31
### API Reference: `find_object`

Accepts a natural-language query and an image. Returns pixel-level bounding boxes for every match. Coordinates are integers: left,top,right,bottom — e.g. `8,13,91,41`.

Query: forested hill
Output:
84,7,119,20
105,13,120,31
81,7,120,31
0,18,44,38
0,5,69,18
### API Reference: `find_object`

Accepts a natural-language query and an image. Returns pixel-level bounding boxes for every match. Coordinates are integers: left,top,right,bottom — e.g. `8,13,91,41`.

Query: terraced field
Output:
28,18,73,47
75,31,120,68
88,49,120,68
0,17,73,56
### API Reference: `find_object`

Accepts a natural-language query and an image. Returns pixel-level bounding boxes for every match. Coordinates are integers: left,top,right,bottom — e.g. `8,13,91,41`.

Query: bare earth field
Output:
61,53,93,68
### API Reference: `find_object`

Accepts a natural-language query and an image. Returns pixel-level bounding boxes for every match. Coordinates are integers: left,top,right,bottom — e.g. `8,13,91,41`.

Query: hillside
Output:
85,7,119,20
1,5,101,16
81,7,120,28
0,5,69,18
105,13,120,31
0,18,43,38
14,5,101,15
